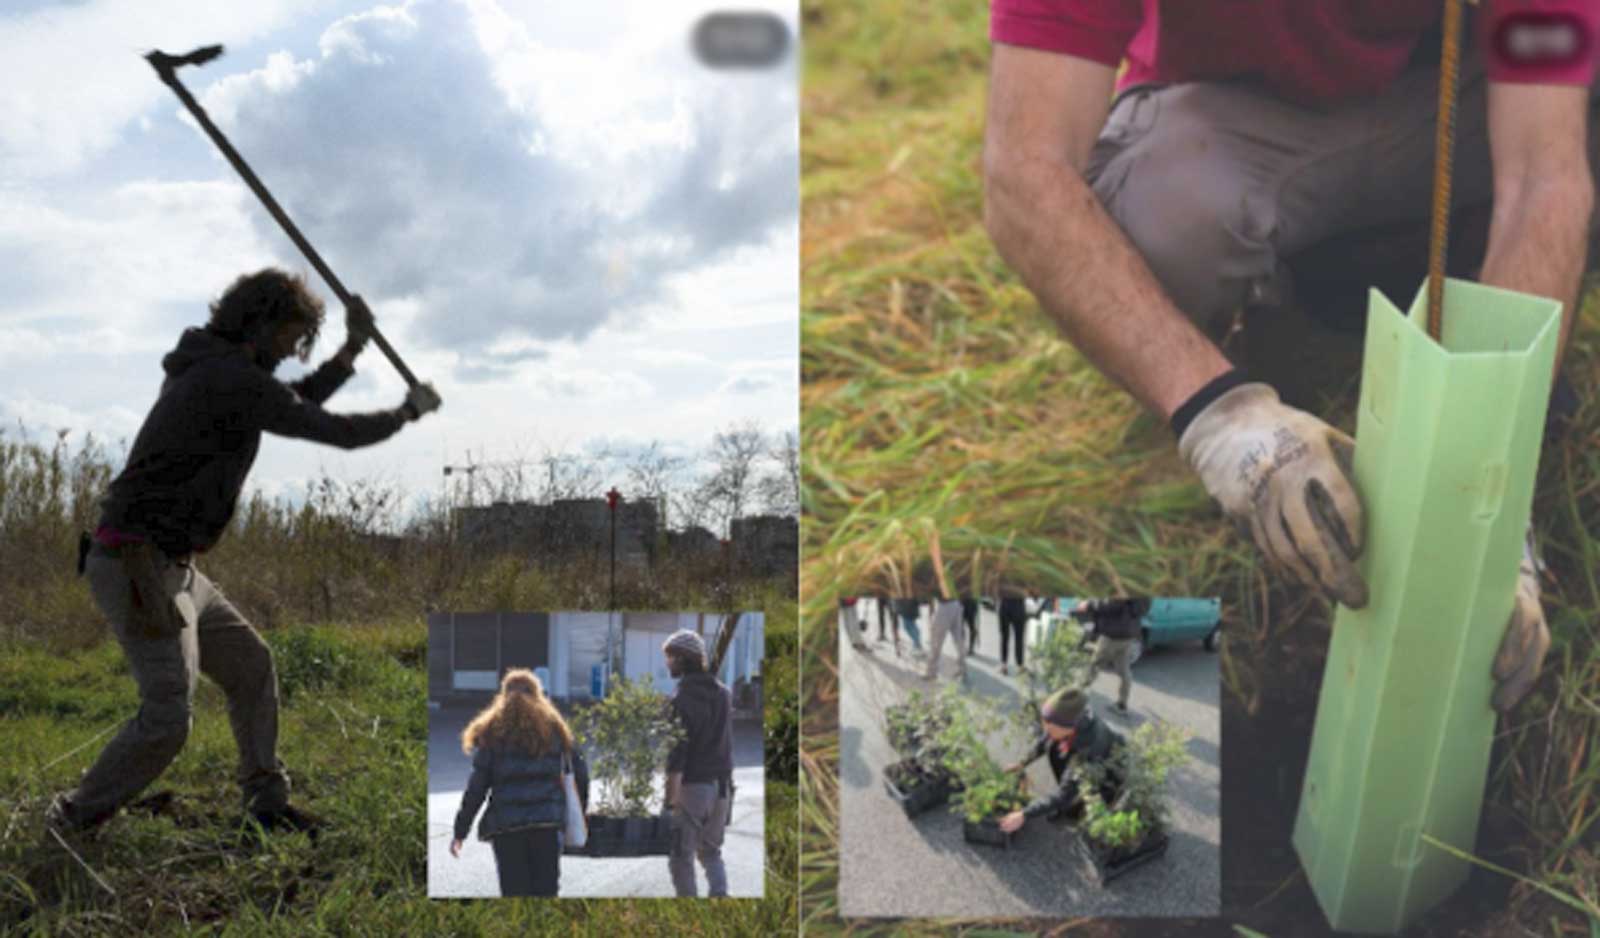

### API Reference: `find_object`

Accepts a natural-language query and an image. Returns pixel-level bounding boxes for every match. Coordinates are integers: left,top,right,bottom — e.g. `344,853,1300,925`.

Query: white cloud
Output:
0,0,329,178
184,0,797,372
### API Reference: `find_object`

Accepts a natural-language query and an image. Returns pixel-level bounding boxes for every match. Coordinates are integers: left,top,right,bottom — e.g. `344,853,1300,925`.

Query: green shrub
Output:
571,675,686,817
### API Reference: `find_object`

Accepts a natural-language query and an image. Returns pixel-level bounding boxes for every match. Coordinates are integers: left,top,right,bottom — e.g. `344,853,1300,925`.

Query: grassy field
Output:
797,2,1600,936
0,432,799,936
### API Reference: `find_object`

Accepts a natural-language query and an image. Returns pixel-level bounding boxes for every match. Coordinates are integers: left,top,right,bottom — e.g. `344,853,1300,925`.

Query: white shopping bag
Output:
562,749,587,849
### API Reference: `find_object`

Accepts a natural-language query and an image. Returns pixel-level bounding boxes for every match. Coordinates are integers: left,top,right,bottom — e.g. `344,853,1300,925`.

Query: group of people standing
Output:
450,628,736,898
840,590,1150,712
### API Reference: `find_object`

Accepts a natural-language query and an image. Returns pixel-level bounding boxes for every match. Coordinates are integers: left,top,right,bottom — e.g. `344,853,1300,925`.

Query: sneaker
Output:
247,804,324,840
1113,701,1128,713
1000,664,1009,676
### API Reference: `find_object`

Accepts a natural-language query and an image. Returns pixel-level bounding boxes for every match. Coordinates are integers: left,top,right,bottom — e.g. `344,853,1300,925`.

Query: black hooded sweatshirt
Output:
667,670,733,785
98,327,408,557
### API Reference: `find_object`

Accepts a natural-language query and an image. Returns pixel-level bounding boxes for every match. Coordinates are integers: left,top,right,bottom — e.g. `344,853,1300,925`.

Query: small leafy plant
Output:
955,772,1029,825
931,684,1030,822
571,674,686,817
1082,793,1146,849
883,687,957,768
1021,612,1093,713
1077,718,1191,845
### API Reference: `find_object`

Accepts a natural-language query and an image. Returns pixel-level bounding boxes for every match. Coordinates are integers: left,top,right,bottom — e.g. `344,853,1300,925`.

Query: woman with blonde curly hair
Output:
450,668,588,897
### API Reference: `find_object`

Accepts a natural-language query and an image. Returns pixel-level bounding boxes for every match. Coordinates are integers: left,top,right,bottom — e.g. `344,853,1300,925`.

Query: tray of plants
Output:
567,675,686,857
883,758,953,819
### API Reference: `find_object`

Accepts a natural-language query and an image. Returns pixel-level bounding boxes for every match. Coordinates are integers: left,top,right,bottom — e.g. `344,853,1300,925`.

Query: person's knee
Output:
141,696,192,752
1108,116,1275,325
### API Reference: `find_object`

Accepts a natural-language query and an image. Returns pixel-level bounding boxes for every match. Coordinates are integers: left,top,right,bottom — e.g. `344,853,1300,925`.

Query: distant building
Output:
667,524,720,557
731,514,798,577
452,497,660,565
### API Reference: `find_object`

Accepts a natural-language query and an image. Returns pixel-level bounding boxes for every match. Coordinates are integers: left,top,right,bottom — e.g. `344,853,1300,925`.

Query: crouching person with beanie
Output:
662,628,735,897
997,688,1126,835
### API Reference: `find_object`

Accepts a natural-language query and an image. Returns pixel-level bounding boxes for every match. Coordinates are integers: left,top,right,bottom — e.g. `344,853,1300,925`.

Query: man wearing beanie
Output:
997,687,1126,835
661,628,734,897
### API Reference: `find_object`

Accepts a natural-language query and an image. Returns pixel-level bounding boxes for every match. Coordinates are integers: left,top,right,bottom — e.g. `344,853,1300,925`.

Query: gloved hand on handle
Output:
336,295,375,366
1491,528,1549,713
401,383,442,421
1178,382,1368,609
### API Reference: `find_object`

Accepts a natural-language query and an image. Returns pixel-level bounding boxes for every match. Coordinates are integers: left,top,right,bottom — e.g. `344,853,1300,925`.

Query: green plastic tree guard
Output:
1292,277,1561,934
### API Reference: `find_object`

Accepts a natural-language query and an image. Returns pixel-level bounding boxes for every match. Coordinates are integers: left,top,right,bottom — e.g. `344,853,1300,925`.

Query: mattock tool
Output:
146,45,429,394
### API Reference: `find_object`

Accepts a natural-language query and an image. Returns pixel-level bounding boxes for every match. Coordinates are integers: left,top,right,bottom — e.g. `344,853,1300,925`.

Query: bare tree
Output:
757,428,799,517
701,419,767,536
535,449,608,502
624,442,686,502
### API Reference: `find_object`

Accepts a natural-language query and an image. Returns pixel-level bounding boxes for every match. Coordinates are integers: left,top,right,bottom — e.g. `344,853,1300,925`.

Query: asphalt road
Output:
837,599,1220,918
426,703,765,898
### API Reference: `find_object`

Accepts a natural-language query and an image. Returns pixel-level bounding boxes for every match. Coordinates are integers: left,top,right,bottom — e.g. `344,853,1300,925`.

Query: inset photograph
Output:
426,611,766,898
835,550,1220,918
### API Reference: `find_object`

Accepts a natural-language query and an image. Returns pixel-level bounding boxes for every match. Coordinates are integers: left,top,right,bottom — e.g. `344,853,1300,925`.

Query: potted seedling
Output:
569,674,686,856
954,770,1030,848
924,686,1031,848
1077,720,1189,884
882,687,961,818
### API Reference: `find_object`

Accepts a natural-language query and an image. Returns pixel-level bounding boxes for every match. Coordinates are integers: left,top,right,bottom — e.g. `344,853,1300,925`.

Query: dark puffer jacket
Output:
1077,597,1150,641
453,744,590,841
1019,713,1126,819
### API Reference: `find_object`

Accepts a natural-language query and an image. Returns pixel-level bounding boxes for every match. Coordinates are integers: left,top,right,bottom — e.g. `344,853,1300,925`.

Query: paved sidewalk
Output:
837,599,1220,918
427,704,765,898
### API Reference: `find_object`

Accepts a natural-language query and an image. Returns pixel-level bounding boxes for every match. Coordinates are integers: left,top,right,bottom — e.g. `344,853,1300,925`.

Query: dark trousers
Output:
999,607,1027,667
490,826,561,897
961,599,979,653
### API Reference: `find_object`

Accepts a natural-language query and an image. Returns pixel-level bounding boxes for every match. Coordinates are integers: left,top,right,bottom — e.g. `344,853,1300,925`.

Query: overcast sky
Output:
0,0,798,514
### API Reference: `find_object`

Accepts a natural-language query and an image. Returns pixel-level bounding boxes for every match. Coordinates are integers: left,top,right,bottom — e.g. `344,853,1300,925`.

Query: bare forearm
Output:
985,158,1233,420
1479,179,1594,372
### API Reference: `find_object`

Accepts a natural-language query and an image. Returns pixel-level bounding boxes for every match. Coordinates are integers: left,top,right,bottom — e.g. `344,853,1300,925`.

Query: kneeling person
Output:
998,688,1125,834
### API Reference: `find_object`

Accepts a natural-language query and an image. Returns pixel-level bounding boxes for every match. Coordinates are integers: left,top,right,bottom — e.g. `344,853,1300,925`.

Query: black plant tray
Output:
1090,829,1169,885
565,813,676,857
962,815,1019,848
883,760,951,819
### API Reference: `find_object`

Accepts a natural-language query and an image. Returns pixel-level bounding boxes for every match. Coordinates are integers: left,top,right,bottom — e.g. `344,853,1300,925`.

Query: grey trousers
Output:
923,598,967,680
670,780,730,897
68,544,289,820
1085,41,1600,336
1083,637,1137,709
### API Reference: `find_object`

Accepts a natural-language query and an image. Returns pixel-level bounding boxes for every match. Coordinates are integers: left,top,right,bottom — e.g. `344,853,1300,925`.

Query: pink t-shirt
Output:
990,1,1598,108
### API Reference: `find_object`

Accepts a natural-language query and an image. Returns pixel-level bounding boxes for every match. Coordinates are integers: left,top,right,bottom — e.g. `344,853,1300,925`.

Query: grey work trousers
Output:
1085,41,1600,336
68,544,289,820
670,780,730,897
922,598,967,681
1082,636,1138,709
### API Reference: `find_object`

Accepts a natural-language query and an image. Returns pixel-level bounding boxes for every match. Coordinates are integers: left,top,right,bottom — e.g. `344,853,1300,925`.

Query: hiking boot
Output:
43,794,108,839
247,804,324,840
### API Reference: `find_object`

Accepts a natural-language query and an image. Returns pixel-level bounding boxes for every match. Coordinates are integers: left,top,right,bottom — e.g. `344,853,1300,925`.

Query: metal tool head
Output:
145,45,225,86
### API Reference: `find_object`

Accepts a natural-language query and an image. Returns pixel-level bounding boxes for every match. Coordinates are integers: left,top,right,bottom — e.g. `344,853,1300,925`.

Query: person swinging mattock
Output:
45,270,441,837
982,1,1599,713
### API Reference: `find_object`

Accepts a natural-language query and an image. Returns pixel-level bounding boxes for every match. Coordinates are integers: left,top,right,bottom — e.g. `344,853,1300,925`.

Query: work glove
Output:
338,296,374,361
1179,382,1368,608
401,383,442,421
1491,528,1550,713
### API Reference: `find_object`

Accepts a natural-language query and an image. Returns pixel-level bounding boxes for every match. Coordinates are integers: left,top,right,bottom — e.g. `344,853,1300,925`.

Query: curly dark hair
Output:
207,268,324,360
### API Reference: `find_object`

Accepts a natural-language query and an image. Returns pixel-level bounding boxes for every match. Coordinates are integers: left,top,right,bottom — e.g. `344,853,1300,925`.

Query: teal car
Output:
1055,597,1222,665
